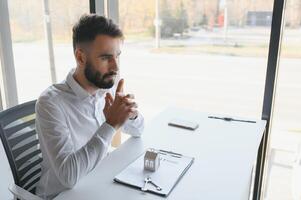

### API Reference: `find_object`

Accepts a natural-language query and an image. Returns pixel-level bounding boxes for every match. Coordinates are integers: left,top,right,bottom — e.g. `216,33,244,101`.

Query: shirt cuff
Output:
97,122,116,142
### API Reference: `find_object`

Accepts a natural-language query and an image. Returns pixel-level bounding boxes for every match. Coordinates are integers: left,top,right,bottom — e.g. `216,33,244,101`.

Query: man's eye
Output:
101,56,110,61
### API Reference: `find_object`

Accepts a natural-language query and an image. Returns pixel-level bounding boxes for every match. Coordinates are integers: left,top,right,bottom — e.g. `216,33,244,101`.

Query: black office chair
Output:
0,100,43,200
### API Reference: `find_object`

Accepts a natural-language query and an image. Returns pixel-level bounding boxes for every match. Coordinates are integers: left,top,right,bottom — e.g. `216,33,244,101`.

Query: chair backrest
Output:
0,100,42,195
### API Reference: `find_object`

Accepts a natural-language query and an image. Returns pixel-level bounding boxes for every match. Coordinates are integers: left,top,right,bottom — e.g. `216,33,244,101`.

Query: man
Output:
35,14,144,199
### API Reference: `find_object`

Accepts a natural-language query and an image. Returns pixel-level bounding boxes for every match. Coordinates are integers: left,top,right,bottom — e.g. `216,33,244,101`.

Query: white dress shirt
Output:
35,69,144,199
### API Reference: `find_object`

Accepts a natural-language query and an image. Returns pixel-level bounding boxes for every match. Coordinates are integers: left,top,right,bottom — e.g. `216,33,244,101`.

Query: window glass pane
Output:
8,0,49,103
8,0,89,103
49,0,89,81
263,0,301,199
119,0,273,120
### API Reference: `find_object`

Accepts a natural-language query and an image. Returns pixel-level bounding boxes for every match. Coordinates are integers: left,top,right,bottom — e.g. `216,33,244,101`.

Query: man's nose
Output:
110,57,119,71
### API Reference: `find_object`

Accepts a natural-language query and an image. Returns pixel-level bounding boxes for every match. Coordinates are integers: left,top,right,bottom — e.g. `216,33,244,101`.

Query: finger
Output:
106,93,114,104
115,92,125,102
104,95,111,111
123,93,135,99
116,79,124,94
124,101,138,108
121,97,138,109
130,112,138,120
126,106,138,114
122,97,134,104
128,108,138,120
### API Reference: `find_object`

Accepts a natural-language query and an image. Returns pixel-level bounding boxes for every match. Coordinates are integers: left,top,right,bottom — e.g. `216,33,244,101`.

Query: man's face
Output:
83,35,122,89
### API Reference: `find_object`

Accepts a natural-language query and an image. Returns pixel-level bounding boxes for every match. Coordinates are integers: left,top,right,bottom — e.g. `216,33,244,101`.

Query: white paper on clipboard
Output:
114,149,194,196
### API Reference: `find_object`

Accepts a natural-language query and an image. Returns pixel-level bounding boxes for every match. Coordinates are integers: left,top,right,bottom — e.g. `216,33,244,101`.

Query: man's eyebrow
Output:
98,51,121,57
98,53,113,57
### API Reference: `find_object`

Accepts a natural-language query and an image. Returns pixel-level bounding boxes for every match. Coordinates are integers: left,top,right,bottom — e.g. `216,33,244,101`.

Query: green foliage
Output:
160,0,189,38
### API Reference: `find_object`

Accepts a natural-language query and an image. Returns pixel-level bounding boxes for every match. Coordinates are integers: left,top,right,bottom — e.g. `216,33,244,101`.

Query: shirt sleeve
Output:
36,96,115,189
121,111,144,137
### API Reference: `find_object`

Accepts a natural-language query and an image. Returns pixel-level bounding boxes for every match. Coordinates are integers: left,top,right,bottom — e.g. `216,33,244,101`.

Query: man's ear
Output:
75,48,87,68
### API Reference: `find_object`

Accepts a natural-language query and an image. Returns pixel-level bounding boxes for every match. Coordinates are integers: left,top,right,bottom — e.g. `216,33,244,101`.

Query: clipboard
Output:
114,149,194,196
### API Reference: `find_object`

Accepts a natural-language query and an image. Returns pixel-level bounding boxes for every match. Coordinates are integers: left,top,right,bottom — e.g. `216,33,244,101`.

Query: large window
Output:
118,0,274,121
7,0,89,103
263,0,301,199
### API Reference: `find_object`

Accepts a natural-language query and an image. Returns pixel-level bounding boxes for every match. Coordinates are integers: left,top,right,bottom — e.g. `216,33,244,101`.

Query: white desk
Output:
54,107,266,200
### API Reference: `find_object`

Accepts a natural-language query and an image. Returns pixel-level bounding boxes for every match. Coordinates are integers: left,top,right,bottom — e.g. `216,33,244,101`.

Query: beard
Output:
84,61,117,89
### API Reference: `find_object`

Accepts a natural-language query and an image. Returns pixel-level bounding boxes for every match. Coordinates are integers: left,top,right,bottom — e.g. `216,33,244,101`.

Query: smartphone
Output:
168,118,199,131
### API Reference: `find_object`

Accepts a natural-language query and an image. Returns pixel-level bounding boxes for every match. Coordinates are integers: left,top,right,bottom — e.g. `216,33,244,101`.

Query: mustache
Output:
103,71,118,78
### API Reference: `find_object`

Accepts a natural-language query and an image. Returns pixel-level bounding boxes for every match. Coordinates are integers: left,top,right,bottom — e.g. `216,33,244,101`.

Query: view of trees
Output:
120,0,301,38
160,0,189,37
119,0,205,37
8,0,89,42
7,0,301,42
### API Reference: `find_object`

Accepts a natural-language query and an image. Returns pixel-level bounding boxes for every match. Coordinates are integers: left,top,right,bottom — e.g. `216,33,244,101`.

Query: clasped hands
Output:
103,79,138,130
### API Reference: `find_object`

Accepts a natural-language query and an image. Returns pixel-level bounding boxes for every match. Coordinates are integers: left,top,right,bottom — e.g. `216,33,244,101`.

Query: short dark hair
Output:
72,14,123,52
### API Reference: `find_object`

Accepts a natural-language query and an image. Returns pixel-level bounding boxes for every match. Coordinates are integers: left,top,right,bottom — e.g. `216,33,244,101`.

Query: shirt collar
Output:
66,68,109,100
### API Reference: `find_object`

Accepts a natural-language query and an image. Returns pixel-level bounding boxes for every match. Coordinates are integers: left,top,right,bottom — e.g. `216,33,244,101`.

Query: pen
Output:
208,116,256,123
159,149,182,157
